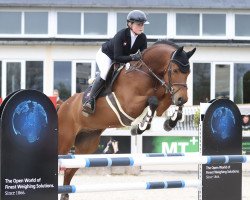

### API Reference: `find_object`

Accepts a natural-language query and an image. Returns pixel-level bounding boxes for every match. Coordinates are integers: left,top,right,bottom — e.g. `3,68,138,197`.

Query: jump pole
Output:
58,179,202,194
58,152,193,159
58,154,250,169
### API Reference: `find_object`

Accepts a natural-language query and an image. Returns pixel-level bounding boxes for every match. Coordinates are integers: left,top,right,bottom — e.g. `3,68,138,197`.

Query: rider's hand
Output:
130,51,141,61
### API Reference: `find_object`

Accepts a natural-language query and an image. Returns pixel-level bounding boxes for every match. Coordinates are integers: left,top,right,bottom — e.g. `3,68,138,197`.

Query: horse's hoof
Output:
60,193,69,200
131,125,145,135
130,125,138,135
163,119,172,132
146,124,151,130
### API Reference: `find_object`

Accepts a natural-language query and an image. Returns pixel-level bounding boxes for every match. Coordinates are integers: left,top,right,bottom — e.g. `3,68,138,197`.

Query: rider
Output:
82,10,149,114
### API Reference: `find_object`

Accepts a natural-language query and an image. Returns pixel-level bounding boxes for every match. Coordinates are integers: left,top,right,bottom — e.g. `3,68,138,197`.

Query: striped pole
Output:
58,155,250,169
58,152,197,159
58,179,201,194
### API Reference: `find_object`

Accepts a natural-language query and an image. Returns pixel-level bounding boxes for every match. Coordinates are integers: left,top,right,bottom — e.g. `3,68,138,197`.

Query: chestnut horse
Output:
58,40,196,200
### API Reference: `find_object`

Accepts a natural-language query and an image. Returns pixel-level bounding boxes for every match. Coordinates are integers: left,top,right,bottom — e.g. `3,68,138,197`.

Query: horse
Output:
58,40,196,200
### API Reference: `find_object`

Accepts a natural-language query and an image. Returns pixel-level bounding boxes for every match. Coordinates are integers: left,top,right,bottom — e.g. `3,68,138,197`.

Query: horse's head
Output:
164,46,196,106
142,41,196,106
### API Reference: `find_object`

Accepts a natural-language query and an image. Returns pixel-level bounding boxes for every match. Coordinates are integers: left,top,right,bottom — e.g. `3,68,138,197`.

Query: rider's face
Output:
130,22,144,35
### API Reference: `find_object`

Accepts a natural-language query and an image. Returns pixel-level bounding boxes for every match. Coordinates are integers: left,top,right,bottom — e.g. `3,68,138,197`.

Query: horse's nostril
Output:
177,97,184,106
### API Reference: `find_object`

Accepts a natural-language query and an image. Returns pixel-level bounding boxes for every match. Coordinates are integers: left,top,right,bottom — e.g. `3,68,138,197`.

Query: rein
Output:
136,49,188,95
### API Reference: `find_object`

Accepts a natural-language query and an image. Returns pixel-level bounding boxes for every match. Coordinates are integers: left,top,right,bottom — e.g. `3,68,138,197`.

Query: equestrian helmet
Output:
127,10,149,24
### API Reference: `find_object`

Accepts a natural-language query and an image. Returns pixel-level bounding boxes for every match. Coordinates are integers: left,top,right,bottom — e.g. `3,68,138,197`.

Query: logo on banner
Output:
211,107,235,141
12,100,48,143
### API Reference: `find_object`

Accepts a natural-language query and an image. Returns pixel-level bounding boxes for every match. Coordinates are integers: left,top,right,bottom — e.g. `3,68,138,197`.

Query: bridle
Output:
137,49,189,95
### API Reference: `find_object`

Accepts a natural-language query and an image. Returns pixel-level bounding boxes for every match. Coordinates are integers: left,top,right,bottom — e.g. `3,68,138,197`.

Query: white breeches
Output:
96,48,112,80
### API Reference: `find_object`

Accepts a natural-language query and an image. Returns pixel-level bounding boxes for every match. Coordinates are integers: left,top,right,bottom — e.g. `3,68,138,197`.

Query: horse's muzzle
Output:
171,84,188,106
173,96,187,106
177,97,186,106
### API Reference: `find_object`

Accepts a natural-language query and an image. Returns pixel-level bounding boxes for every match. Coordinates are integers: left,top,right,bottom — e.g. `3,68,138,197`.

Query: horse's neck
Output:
142,45,173,73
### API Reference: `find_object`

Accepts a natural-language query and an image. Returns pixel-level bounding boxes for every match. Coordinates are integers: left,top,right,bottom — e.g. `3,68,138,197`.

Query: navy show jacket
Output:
102,28,147,63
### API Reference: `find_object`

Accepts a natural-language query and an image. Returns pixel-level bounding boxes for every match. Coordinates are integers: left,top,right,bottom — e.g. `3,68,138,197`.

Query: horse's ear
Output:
176,46,184,55
186,48,196,59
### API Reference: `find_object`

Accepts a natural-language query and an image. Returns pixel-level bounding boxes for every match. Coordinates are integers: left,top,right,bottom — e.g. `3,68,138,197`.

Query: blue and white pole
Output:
58,179,202,194
58,154,250,169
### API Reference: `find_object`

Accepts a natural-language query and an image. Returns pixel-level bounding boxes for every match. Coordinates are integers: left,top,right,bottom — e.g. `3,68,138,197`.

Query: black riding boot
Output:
82,76,105,114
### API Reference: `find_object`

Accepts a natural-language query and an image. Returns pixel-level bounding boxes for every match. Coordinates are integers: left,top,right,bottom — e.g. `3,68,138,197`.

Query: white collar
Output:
130,30,138,48
130,30,138,38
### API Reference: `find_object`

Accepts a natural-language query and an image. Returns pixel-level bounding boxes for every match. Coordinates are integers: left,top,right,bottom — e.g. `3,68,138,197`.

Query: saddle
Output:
82,63,124,104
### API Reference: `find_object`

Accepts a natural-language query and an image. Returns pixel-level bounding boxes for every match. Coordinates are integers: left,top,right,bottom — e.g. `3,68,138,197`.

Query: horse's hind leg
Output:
62,131,102,185
60,130,102,200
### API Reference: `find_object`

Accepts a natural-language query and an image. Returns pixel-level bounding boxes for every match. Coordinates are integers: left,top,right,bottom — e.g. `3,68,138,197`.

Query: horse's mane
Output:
153,40,180,49
142,40,179,55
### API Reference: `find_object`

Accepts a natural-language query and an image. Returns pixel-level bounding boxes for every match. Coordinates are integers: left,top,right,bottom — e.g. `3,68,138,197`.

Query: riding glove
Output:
130,51,142,61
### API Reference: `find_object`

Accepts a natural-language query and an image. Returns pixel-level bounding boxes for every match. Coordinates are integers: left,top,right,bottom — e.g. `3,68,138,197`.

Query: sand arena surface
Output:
58,164,250,200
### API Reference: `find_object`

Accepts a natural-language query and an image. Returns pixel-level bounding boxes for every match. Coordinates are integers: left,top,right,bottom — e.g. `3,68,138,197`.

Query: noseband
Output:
138,49,189,95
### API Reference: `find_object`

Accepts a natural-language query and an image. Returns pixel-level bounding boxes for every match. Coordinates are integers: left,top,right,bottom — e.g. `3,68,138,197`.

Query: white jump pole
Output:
58,152,199,159
58,179,202,194
58,155,250,169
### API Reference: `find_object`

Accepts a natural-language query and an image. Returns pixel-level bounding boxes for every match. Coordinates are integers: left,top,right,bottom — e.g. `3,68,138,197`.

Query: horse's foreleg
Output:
163,106,183,131
131,96,158,135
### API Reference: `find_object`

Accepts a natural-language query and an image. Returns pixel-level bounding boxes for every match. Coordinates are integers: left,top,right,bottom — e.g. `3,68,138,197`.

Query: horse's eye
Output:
173,69,178,73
